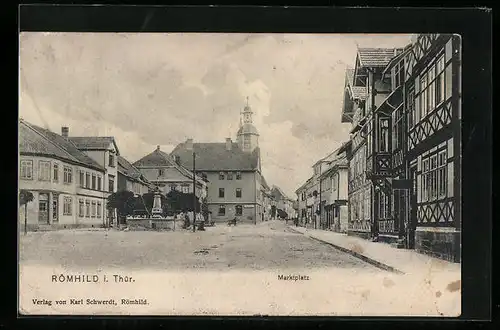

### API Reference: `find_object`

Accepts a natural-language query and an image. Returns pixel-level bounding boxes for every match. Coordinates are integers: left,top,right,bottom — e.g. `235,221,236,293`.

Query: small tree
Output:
107,190,136,225
19,189,34,235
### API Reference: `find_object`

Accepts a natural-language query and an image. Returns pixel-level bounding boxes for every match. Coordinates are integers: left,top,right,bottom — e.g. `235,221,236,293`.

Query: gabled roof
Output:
133,148,206,184
271,186,292,202
19,120,105,172
295,177,313,194
357,48,400,68
170,142,260,171
69,136,120,155
118,155,152,186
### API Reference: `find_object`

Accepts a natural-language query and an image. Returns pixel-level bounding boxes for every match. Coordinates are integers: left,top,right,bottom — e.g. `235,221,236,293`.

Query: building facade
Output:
133,146,208,202
339,34,461,262
19,120,107,230
117,155,152,196
170,100,263,223
68,134,120,224
319,149,349,233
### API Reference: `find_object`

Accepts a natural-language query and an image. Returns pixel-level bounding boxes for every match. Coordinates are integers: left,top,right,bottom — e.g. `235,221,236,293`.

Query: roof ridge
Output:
21,121,81,164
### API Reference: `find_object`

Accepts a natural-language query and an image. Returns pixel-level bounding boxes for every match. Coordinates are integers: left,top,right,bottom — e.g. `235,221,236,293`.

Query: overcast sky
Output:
19,33,413,197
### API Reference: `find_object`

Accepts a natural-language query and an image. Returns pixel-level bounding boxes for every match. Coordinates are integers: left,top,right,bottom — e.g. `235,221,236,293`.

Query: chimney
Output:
225,138,232,151
61,126,69,138
186,138,193,150
156,145,160,151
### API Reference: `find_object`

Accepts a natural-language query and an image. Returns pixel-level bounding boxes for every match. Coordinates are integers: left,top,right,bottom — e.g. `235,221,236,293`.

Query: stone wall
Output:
415,228,461,263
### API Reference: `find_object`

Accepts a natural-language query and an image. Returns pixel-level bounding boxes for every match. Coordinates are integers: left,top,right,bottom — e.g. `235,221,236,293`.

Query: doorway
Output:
408,166,417,249
38,193,49,224
52,195,59,223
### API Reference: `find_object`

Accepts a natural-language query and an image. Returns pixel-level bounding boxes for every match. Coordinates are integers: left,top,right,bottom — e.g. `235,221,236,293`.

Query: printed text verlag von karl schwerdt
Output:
51,274,136,283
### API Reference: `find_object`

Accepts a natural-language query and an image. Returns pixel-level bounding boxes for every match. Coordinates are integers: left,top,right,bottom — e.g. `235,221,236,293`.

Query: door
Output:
52,196,58,223
408,166,417,249
38,193,49,224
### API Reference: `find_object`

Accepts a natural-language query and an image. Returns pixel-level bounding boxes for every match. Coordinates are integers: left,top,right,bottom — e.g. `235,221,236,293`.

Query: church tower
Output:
236,97,259,153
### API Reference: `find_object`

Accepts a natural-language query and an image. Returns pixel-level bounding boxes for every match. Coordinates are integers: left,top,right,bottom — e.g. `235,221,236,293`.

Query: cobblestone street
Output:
20,220,378,272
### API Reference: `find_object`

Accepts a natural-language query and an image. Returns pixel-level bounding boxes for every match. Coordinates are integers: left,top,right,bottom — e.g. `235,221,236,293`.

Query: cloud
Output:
19,32,413,197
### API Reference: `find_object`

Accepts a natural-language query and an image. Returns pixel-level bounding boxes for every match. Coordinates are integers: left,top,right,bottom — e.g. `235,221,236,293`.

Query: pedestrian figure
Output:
183,211,190,229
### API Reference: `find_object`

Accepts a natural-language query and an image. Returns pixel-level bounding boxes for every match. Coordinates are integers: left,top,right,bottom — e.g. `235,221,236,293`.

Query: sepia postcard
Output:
18,32,462,317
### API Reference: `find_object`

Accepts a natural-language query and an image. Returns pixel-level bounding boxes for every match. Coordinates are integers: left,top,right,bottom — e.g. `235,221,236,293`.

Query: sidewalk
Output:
288,225,461,276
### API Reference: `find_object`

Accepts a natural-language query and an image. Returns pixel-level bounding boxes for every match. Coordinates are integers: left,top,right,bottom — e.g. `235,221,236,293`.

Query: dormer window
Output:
108,153,115,167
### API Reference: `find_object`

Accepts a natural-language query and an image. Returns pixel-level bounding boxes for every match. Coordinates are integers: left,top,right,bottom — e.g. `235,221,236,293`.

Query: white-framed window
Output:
219,172,225,180
53,163,59,182
227,172,233,180
235,205,243,216
79,199,84,217
85,172,91,189
170,184,177,191
38,160,51,181
421,149,448,202
108,175,115,192
218,205,225,216
63,166,73,184
92,174,96,190
20,160,33,180
63,197,72,215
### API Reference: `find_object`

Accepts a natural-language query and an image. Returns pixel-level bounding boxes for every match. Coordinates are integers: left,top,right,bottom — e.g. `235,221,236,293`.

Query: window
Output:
236,188,242,198
421,150,448,202
182,185,189,194
108,175,115,192
91,201,96,217
63,166,73,184
63,197,72,215
108,153,115,167
219,172,225,180
158,169,164,177
97,176,102,191
38,160,51,181
97,201,102,218
85,172,91,189
236,172,242,180
438,151,447,198
428,67,436,112
436,55,445,105
227,172,233,180
218,205,225,216
407,86,415,128
379,118,389,152
236,205,243,216
20,160,33,180
219,188,225,198
378,191,390,219
79,170,84,187
53,163,59,182
170,184,177,191
79,199,84,217
85,200,91,218
92,174,96,190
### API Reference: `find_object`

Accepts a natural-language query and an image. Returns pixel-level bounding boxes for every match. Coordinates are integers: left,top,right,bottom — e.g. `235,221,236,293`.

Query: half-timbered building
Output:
400,34,462,262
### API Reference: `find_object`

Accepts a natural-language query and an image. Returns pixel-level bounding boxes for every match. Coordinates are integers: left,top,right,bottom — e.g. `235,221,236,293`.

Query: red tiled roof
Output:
357,48,400,68
170,142,260,171
19,120,105,171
